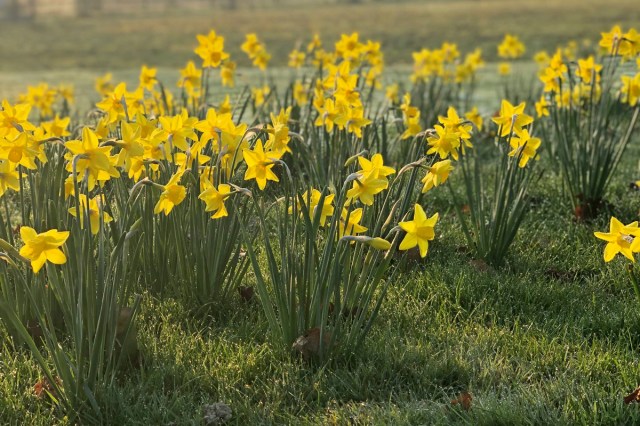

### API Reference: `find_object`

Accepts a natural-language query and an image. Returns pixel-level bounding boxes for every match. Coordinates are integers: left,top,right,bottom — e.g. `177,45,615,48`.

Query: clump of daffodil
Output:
455,49,484,83
498,34,526,59
599,25,640,60
220,60,236,87
424,106,476,161
410,42,462,83
19,226,70,273
398,204,439,258
68,194,113,235
594,217,640,262
195,107,248,177
293,80,309,106
312,60,373,138
241,33,271,71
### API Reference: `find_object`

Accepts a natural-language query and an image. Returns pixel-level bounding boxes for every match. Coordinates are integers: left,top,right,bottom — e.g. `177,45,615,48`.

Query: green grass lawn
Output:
4,163,640,424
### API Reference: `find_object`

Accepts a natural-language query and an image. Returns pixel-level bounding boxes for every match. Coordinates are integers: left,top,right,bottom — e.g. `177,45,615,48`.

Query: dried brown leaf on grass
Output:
450,392,472,410
624,387,640,404
292,327,332,361
238,286,254,302
33,376,61,399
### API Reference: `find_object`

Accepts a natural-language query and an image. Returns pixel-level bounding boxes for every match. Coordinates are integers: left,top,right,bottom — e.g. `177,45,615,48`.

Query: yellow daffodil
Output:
288,49,306,68
498,62,511,76
421,160,454,193
96,82,128,124
426,125,461,160
0,160,20,197
346,173,388,206
621,73,640,107
357,153,395,180
194,30,230,68
298,188,335,227
95,72,114,96
492,100,533,137
178,61,202,94
158,110,198,151
498,34,525,59
465,107,483,131
68,194,113,235
220,60,236,87
398,204,438,258
154,172,186,216
242,140,281,190
42,115,71,138
139,65,157,91
576,56,602,85
0,132,39,170
64,127,120,190
0,100,35,138
594,217,640,262
293,81,309,105
339,207,367,238
199,178,232,219
535,95,550,118
19,226,69,273
507,129,541,168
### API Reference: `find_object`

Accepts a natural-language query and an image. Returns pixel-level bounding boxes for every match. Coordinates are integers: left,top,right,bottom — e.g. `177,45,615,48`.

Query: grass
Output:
3,146,640,424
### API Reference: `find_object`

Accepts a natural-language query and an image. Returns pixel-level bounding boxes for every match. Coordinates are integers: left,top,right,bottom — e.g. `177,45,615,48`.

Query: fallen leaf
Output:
451,391,472,410
34,376,61,399
238,286,254,302
469,259,490,273
624,386,640,404
292,327,332,361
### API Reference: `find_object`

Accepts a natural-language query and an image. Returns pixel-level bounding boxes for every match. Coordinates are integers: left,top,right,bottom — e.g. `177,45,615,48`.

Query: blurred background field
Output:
0,0,638,107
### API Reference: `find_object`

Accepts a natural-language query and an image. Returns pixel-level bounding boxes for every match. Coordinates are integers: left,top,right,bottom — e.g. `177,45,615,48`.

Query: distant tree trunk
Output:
227,0,237,9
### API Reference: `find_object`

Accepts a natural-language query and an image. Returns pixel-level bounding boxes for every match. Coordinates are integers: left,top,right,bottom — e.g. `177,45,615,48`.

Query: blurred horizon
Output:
0,0,638,102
